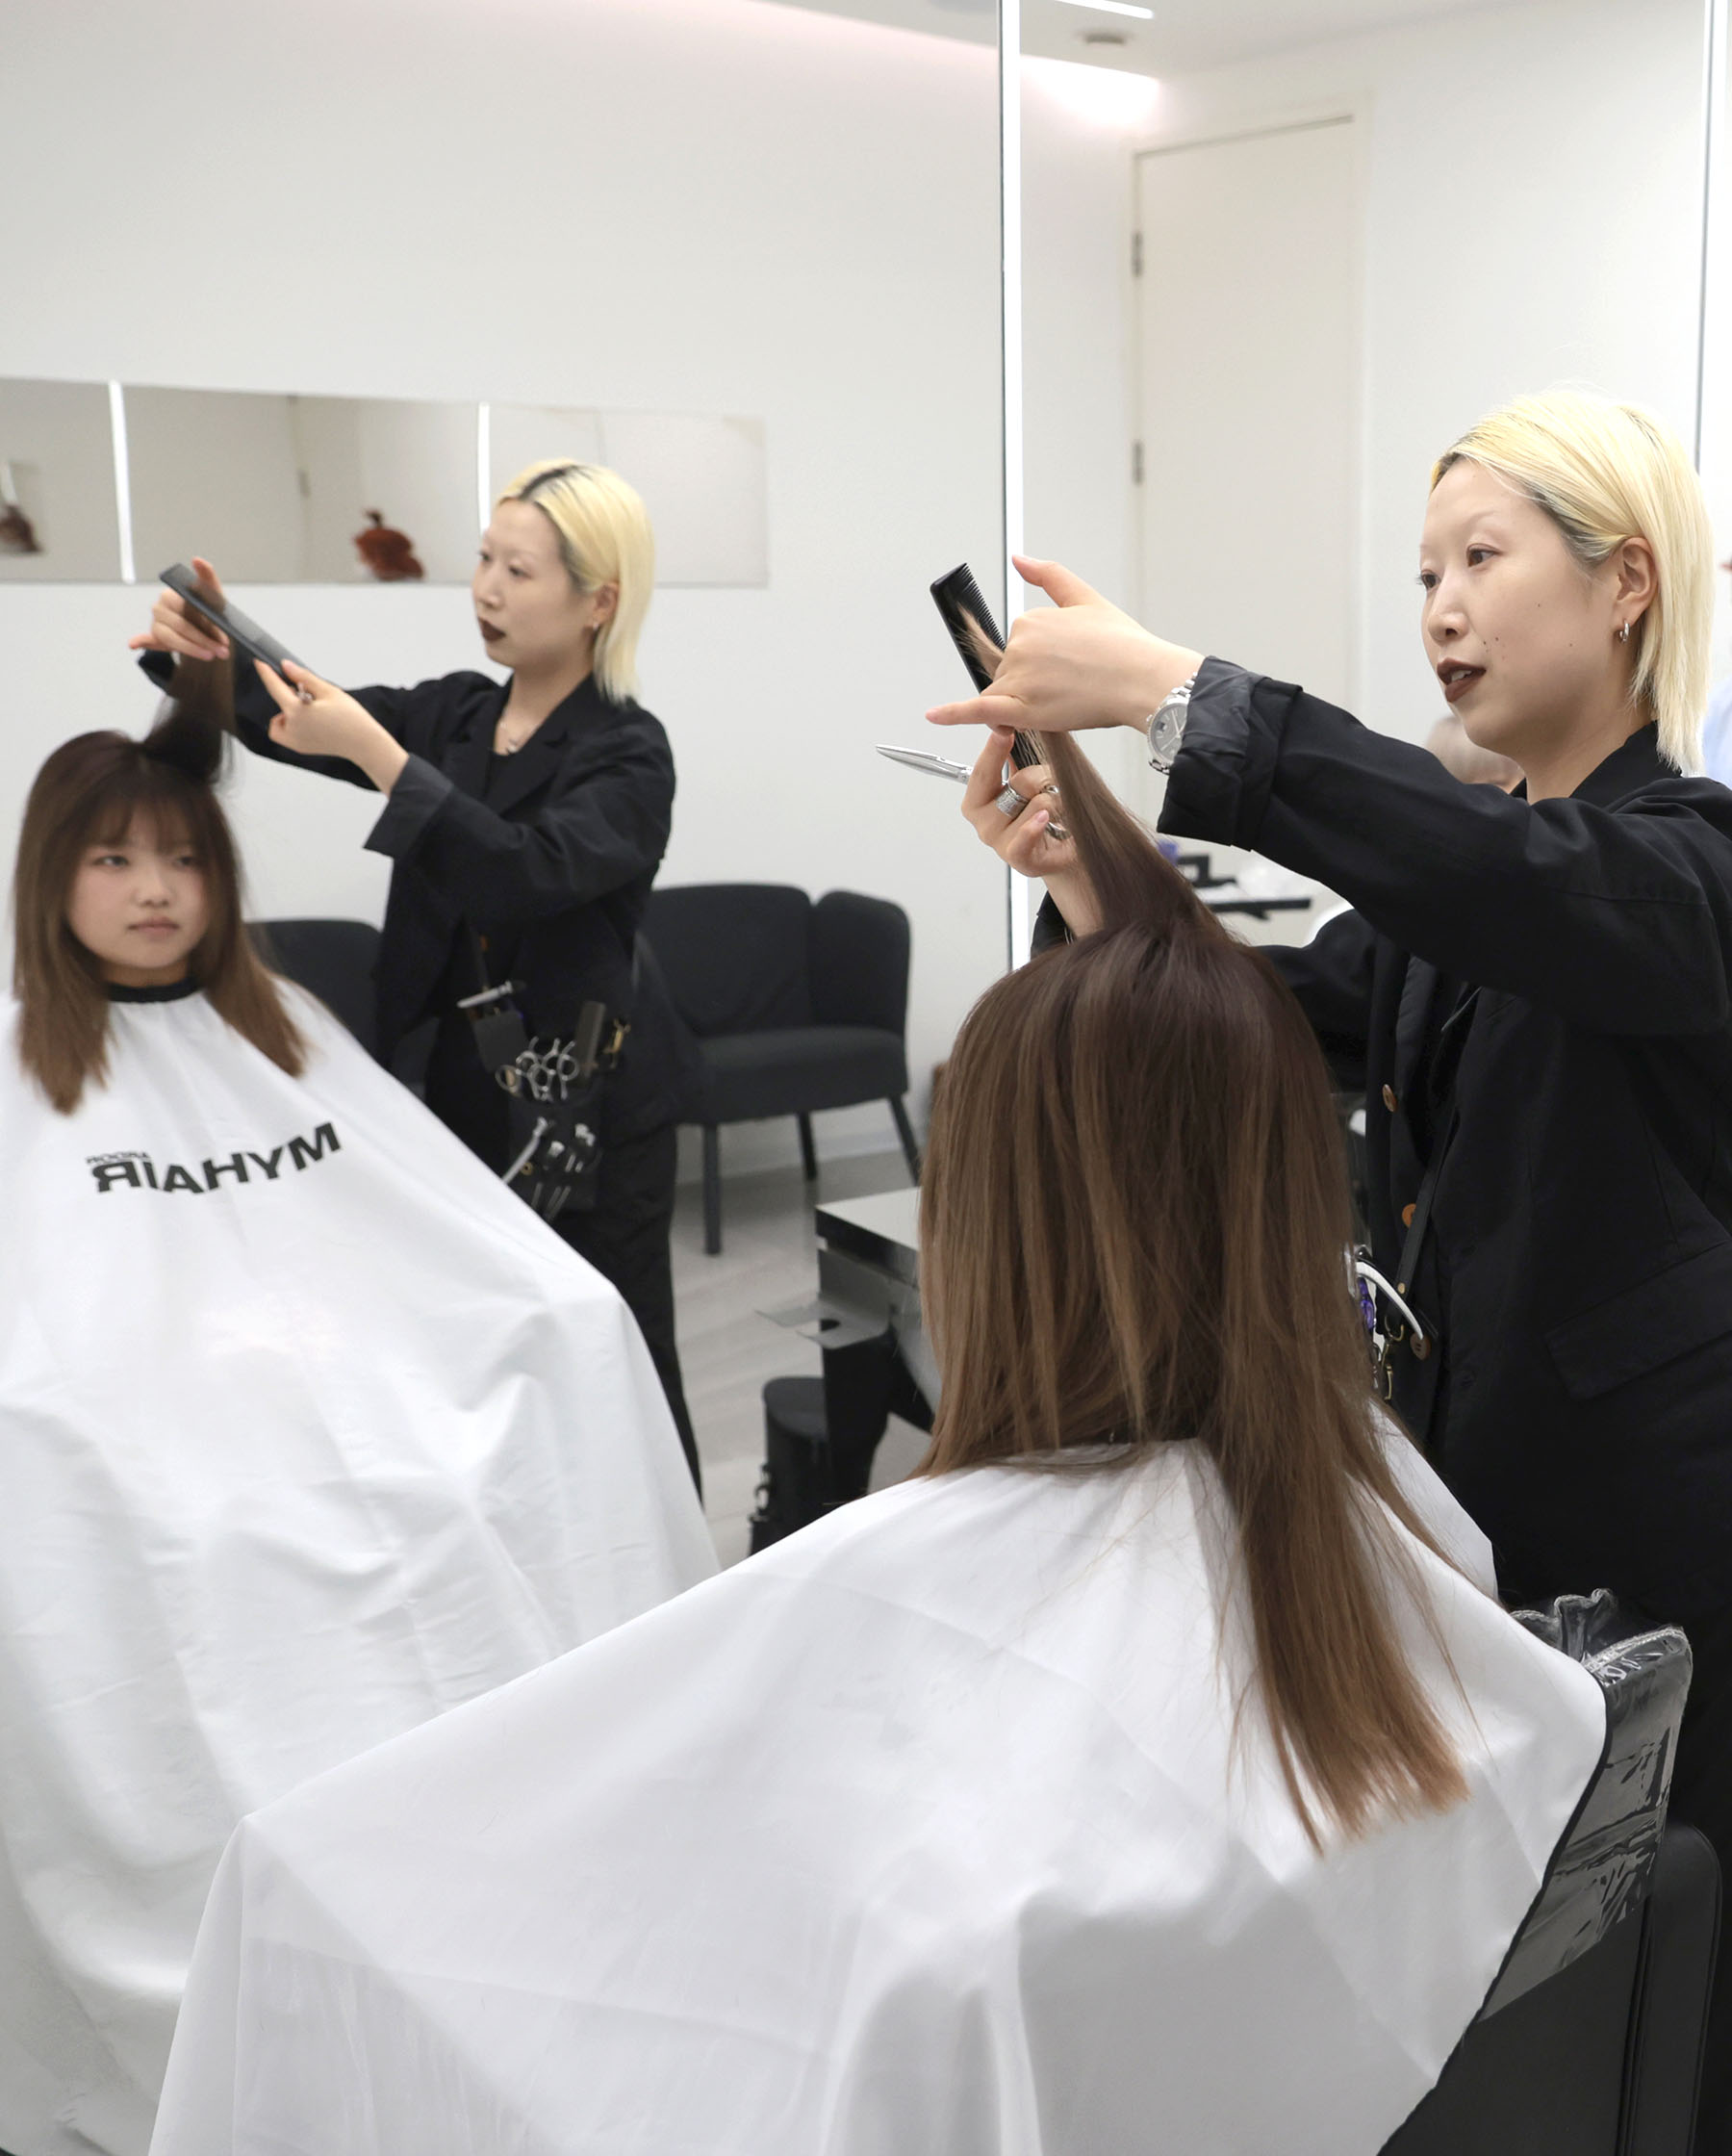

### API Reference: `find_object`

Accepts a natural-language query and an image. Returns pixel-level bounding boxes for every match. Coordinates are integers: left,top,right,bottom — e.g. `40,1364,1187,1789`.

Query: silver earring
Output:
1618,620,1632,643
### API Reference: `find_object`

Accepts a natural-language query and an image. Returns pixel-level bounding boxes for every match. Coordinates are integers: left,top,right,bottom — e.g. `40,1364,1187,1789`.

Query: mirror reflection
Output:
0,376,122,579
4,0,1731,2147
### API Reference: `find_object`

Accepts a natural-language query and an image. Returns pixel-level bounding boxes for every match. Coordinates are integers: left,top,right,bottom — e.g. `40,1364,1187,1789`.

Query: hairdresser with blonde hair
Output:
936,387,1732,2147
132,462,700,1486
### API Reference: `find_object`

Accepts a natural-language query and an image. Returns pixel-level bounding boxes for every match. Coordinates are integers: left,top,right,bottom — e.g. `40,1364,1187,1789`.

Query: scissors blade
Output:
877,744,971,784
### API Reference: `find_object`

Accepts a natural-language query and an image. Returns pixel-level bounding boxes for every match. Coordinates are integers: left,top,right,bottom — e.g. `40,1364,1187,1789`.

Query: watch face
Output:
1149,707,1185,770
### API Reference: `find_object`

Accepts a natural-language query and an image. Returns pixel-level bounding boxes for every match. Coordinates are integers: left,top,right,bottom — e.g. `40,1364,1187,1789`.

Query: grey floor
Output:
670,1145,931,1567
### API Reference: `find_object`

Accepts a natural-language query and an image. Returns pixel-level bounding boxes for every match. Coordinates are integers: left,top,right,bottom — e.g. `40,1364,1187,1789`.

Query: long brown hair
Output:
920,733,1467,1846
12,662,305,1113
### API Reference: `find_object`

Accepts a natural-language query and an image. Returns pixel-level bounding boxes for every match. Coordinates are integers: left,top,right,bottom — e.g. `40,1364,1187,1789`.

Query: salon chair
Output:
1380,1593,1717,2156
642,883,920,1254
248,918,381,1057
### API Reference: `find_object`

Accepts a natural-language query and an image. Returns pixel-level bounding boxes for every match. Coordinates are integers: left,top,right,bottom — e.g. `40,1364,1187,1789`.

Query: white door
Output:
1133,116,1359,820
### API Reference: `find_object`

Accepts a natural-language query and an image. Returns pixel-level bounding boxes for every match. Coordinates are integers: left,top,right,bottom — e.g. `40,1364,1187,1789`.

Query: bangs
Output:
84,764,202,854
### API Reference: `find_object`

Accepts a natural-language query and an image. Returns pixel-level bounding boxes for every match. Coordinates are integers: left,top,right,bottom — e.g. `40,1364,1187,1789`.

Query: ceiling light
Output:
1050,0,1154,19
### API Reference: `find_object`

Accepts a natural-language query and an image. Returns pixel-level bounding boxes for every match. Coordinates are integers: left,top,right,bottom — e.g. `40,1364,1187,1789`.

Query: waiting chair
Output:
1381,1593,1717,2156
643,884,920,1254
249,918,381,1056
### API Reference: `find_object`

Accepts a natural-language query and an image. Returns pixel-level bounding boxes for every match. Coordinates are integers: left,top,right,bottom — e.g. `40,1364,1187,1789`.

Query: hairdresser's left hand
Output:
254,662,409,795
927,555,1204,737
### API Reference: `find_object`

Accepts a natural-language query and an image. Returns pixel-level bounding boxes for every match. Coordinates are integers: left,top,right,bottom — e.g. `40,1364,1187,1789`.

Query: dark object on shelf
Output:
1381,1596,1713,2156
354,509,425,582
748,1377,832,1553
248,918,381,1057
748,1338,934,1552
643,884,920,1254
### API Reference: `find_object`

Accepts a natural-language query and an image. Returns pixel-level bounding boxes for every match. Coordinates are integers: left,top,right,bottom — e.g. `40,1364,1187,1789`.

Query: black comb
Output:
930,563,1058,834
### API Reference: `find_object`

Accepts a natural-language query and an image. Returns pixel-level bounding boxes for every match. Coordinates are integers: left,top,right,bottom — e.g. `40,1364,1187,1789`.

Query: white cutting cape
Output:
0,986,715,2156
154,1436,1605,2156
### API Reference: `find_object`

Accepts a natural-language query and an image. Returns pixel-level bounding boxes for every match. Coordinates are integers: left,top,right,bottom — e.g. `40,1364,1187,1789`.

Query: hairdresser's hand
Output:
928,556,1204,738
963,730,1102,937
253,662,409,795
128,555,234,664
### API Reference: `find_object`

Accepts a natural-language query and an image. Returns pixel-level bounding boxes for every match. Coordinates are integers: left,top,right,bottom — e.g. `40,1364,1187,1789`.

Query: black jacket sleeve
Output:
1160,659,1732,1038
363,727,675,926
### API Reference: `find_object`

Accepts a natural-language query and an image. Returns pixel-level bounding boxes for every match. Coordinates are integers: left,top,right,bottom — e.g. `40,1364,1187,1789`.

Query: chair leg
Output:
798,1113,819,1184
889,1096,922,1184
702,1126,723,1256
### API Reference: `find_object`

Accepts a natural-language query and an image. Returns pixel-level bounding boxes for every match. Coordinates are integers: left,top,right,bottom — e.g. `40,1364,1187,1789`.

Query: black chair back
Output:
248,918,382,1056
644,885,813,1038
1381,1593,1713,2156
810,891,909,1036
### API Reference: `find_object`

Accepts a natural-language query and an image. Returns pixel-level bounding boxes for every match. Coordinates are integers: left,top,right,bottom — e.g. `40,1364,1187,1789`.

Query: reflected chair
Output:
1380,1593,1718,2156
642,883,920,1255
248,918,381,1056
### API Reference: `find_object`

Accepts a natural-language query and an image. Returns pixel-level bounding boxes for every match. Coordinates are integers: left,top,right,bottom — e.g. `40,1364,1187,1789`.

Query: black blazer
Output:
144,655,695,1137
1159,658,1732,1621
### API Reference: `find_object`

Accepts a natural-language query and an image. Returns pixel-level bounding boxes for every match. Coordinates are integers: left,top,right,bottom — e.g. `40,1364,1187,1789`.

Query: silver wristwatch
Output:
1146,672,1199,775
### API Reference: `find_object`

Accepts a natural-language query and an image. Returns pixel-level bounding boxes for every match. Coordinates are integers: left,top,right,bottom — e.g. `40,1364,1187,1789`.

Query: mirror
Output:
1017,0,1719,936
123,388,479,584
0,378,123,580
0,0,1008,1567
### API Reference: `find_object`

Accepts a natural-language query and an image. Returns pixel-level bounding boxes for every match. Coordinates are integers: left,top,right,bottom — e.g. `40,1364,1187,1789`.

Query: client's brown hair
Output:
13,662,305,1112
920,734,1467,1846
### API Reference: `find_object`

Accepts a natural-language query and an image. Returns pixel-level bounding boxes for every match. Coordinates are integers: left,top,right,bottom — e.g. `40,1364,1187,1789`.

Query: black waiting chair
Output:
642,883,920,1255
1381,1592,1717,2156
249,918,381,1056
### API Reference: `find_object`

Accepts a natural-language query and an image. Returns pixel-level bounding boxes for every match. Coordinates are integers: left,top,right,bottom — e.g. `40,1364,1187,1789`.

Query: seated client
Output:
0,670,714,2156
150,738,1605,2155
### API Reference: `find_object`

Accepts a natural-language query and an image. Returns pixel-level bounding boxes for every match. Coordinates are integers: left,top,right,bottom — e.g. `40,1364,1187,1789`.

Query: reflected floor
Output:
671,1148,930,1567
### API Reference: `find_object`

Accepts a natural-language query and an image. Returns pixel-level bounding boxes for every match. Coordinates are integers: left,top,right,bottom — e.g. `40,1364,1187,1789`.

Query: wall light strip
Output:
108,382,136,585
1001,0,1032,969
1693,0,1727,471
1050,0,1155,19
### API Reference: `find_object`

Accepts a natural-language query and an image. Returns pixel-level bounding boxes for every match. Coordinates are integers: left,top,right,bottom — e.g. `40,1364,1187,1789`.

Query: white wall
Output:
1019,0,1711,752
0,0,1006,1171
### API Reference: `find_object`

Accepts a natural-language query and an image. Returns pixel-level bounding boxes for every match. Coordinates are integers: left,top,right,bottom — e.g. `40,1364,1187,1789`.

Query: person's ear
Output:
589,580,620,627
1613,535,1659,629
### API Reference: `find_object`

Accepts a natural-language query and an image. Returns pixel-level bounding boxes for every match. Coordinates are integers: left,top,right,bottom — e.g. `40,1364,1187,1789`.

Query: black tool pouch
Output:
459,939,627,1223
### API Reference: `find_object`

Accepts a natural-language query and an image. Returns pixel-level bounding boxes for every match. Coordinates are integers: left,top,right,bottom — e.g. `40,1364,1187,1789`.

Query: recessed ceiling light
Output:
1051,0,1154,19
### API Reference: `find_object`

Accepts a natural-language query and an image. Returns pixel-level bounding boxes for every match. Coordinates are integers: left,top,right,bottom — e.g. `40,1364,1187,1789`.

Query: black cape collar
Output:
1512,723,1670,811
107,977,201,1004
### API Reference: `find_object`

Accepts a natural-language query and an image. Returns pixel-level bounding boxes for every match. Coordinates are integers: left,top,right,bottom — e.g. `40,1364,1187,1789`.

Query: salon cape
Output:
153,1435,1605,2156
0,985,715,2156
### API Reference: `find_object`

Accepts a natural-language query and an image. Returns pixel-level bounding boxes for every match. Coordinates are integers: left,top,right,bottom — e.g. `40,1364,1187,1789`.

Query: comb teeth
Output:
930,563,1006,693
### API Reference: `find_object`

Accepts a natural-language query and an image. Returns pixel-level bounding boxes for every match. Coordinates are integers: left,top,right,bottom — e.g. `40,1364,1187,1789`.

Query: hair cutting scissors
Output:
876,744,972,783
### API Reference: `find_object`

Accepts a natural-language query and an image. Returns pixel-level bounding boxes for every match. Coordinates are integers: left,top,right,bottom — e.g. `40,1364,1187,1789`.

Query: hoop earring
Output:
1617,620,1632,644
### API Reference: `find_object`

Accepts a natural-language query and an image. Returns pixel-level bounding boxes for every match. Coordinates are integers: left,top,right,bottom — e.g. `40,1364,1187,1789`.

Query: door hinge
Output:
1132,441,1144,485
1132,231,1143,276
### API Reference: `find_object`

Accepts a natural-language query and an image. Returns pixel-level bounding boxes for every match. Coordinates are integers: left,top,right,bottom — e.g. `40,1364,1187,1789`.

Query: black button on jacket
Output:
142,654,693,1139
1161,657,1732,1621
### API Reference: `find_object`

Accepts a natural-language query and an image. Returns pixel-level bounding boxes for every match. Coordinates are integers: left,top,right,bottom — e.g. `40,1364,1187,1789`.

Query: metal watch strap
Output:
1146,671,1199,774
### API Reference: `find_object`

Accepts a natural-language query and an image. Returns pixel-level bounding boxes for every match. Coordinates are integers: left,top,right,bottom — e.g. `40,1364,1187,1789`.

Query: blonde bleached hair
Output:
1432,389,1715,773
497,461,654,704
